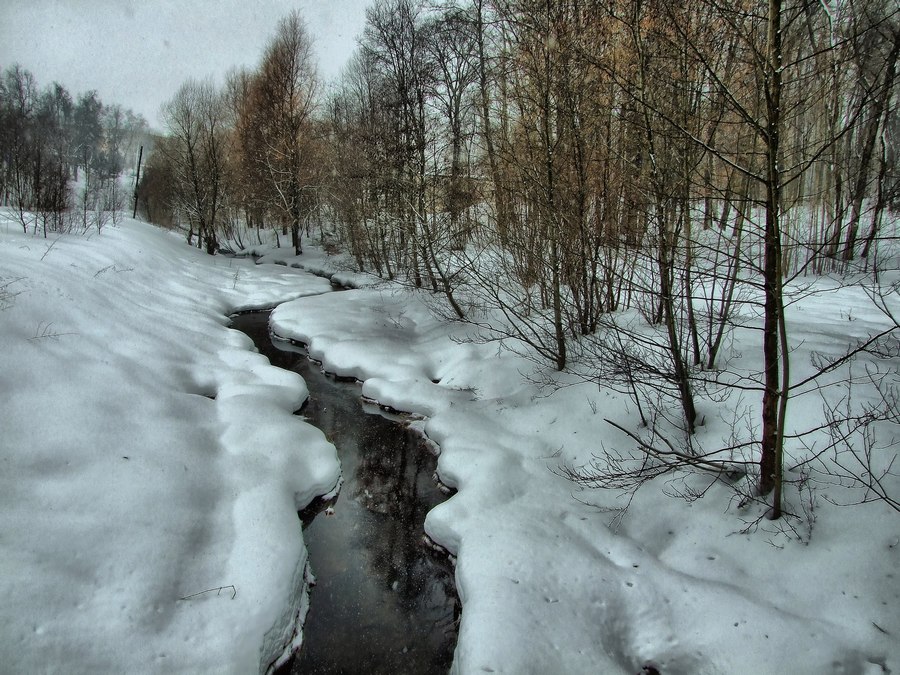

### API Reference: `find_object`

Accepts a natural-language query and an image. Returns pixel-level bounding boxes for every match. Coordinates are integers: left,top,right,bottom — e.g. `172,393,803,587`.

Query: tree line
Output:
0,65,148,234
142,0,899,526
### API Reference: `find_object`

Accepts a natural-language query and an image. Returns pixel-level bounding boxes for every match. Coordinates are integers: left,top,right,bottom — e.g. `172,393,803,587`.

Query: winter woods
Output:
137,0,898,524
0,65,148,235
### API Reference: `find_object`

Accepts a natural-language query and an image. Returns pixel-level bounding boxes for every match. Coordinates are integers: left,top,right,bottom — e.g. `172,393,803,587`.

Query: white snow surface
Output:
0,217,340,674
271,283,899,673
3,217,898,674
243,242,382,290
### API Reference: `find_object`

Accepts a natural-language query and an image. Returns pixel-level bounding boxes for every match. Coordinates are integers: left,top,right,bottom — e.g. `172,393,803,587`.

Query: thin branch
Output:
178,585,237,601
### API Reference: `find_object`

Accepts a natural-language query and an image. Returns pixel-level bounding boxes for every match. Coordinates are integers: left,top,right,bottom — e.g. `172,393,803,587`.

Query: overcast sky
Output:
0,0,370,130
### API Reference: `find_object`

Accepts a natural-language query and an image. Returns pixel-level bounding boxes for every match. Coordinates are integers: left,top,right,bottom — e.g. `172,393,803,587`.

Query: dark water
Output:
229,312,459,675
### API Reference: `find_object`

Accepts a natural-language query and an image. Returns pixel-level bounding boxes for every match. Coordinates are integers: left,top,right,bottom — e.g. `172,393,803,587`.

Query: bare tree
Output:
160,78,230,254
245,10,320,256
362,0,436,286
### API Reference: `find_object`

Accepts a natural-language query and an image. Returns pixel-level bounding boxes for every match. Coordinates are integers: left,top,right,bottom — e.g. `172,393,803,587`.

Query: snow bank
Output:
272,279,898,674
0,216,340,673
239,240,382,289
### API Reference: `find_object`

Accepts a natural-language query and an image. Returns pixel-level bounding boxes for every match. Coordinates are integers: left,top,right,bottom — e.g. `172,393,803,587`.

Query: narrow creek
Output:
229,311,459,674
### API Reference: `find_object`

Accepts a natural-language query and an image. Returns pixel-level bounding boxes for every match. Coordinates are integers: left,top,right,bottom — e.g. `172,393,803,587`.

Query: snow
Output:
2,215,897,674
0,215,339,673
270,257,899,673
242,242,383,290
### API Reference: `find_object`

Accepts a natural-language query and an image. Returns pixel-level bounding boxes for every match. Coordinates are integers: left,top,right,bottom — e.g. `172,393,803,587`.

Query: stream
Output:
229,311,459,674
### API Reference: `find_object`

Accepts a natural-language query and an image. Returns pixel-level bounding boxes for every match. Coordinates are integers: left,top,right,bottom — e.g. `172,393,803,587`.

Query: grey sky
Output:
0,0,370,130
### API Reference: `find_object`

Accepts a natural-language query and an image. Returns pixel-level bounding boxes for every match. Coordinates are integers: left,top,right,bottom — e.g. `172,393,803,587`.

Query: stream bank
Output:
230,312,459,674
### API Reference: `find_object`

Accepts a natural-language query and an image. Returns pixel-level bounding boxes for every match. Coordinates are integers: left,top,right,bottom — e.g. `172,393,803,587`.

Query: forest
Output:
5,0,898,524
0,65,148,234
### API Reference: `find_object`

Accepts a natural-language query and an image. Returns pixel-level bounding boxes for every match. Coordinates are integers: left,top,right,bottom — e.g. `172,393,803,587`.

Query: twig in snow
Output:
178,585,237,601
0,277,23,310
93,264,134,278
40,237,61,261
28,322,77,341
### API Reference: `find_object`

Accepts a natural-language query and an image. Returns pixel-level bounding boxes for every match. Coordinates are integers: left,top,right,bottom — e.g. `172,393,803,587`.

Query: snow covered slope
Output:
2,212,895,674
272,283,898,675
0,216,340,673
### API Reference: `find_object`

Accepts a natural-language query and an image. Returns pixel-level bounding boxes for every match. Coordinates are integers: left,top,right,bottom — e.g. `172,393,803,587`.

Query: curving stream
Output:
229,311,459,674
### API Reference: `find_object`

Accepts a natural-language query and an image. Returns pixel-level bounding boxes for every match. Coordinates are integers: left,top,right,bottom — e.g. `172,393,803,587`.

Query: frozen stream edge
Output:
232,308,459,673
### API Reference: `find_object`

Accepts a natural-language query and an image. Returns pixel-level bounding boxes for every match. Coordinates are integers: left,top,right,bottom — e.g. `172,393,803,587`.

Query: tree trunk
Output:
861,134,889,260
475,0,512,242
842,32,898,261
758,0,788,520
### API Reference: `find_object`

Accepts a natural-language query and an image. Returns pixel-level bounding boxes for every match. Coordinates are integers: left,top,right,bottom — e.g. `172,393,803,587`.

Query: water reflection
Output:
229,312,458,675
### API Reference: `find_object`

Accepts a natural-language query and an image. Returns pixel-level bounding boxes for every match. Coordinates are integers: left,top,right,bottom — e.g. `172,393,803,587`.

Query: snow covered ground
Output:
268,260,899,671
2,215,897,674
0,215,340,673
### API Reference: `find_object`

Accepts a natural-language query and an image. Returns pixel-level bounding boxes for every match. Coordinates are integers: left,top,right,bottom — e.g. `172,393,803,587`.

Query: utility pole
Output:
132,145,144,219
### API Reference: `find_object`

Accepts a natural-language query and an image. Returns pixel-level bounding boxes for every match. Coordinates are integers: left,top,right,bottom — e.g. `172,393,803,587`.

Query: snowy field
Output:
2,215,897,673
0,215,340,673
267,246,899,673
